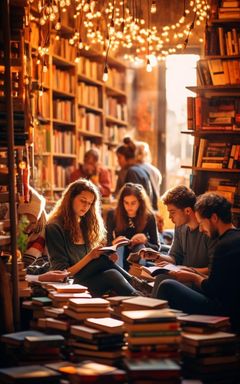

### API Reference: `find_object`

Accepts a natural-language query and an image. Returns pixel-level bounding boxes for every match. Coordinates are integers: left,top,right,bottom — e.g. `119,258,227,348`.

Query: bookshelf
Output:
30,19,129,200
185,0,240,227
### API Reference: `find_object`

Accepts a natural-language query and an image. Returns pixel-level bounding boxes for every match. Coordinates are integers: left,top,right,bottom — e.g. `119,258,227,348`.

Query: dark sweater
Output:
201,228,240,332
45,217,89,270
106,209,160,251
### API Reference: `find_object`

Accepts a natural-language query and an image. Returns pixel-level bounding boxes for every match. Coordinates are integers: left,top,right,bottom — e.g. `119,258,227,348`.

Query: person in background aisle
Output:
45,178,140,297
151,185,217,298
107,183,160,272
114,137,154,208
157,193,240,333
18,186,48,268
70,148,111,198
135,141,162,210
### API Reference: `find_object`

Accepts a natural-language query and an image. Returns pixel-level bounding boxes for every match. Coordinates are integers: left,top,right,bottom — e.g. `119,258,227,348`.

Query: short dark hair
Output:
116,137,136,160
194,192,232,223
84,149,99,162
162,185,196,210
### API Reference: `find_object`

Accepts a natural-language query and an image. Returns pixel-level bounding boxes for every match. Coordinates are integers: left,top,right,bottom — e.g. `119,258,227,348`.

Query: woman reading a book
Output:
107,183,160,271
45,178,139,297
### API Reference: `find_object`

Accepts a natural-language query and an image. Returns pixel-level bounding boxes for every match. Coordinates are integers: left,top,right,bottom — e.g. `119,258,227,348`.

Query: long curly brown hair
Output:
115,182,152,233
48,179,106,249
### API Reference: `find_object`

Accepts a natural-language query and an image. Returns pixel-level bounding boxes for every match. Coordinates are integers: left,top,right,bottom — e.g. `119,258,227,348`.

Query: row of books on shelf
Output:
187,96,240,130
102,144,117,168
197,59,240,86
31,56,50,86
77,82,100,108
34,157,51,190
206,26,240,56
53,99,75,122
32,91,50,119
53,163,74,189
52,65,75,94
103,125,128,143
78,108,101,133
106,68,125,91
196,139,240,169
218,4,240,19
53,131,76,154
106,97,128,121
208,177,240,208
76,57,102,81
34,124,51,153
52,37,76,62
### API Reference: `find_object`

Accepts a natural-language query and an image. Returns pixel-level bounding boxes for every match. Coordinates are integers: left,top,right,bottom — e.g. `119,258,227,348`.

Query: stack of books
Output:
178,314,231,333
64,298,112,321
69,317,125,365
122,309,181,359
181,331,240,382
0,330,65,366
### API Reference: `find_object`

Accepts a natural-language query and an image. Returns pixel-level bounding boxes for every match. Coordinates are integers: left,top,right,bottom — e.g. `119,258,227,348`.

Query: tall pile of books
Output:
122,305,181,359
180,317,240,383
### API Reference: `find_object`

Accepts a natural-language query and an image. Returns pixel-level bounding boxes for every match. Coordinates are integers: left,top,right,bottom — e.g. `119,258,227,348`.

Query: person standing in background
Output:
70,148,111,198
135,141,162,210
115,137,154,208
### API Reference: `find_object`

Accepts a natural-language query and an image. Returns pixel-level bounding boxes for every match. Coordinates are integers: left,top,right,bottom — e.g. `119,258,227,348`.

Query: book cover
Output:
141,263,181,278
84,317,124,334
99,239,129,254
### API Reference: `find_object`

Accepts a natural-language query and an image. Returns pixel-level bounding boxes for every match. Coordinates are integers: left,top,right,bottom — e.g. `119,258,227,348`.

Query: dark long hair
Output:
48,178,106,248
115,182,152,233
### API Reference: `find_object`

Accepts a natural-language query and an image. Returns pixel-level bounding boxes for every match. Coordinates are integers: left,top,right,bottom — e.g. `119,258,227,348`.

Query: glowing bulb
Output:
43,65,48,73
102,65,109,82
151,0,157,14
146,58,152,72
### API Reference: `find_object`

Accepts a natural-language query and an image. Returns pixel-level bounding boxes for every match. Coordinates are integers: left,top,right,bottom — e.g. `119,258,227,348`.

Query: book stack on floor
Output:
181,330,240,383
0,330,65,366
122,307,181,360
107,296,132,318
123,358,181,384
69,317,125,366
45,360,127,383
64,298,112,321
177,314,231,334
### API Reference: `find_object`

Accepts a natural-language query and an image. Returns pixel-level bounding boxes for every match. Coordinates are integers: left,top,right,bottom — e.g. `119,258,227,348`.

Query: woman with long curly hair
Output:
45,178,138,297
107,183,160,271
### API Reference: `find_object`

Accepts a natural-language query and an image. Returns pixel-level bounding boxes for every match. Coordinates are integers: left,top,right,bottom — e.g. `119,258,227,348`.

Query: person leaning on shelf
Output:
70,148,112,198
107,182,160,274
151,185,217,298
157,193,240,333
45,178,143,297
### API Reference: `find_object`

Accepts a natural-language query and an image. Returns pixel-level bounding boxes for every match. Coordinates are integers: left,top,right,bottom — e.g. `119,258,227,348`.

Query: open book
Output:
141,263,181,278
99,239,129,254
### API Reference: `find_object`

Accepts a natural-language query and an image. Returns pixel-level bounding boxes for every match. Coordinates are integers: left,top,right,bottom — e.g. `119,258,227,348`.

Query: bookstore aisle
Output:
1,0,240,383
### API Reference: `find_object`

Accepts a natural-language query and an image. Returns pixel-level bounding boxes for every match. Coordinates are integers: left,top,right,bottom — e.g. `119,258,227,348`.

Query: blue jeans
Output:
157,279,223,315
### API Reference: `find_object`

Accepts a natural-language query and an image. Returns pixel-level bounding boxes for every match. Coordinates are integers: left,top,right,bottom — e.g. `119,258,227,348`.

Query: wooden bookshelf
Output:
28,8,129,200
186,1,240,227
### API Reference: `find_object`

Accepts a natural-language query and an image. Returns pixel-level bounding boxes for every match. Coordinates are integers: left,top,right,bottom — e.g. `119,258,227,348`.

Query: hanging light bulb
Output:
78,38,84,50
75,50,81,63
102,64,109,82
146,58,152,72
151,0,157,14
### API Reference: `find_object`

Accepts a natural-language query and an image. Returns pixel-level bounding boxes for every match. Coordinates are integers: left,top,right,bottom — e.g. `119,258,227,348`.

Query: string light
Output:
31,0,210,65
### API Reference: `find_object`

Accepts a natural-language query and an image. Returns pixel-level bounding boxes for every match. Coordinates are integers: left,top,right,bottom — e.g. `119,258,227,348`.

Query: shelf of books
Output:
29,12,129,200
185,0,240,227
